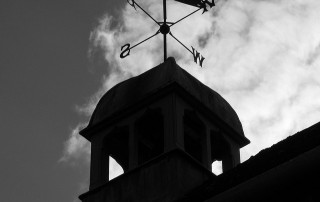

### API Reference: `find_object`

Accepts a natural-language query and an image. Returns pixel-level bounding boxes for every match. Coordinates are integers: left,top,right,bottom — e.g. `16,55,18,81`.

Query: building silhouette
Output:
79,58,320,202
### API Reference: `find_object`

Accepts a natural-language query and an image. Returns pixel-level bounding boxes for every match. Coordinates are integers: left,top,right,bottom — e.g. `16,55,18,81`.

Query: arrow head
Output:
174,0,215,13
175,0,203,7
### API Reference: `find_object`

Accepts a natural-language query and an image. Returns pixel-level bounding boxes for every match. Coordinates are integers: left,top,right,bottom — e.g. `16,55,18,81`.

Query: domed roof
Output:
84,57,246,142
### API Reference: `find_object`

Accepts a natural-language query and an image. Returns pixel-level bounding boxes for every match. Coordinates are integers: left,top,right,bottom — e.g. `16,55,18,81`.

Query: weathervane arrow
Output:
120,0,215,67
175,0,215,13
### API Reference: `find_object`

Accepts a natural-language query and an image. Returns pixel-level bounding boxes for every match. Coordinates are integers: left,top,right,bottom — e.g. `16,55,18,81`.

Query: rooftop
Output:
178,121,320,201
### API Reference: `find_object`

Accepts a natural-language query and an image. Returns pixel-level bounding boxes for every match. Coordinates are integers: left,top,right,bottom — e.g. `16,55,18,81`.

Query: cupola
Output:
79,57,250,202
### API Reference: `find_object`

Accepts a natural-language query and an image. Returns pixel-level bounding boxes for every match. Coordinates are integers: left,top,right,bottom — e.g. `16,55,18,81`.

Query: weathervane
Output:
120,0,215,67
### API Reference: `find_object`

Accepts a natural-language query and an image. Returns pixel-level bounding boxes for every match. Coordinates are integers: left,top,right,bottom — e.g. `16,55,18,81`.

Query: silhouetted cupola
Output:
79,58,250,202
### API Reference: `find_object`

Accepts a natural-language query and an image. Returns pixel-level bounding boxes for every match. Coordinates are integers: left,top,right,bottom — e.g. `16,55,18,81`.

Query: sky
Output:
1,0,320,202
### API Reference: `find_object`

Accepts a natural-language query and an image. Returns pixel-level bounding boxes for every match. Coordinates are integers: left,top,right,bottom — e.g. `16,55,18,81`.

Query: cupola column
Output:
204,127,212,170
163,98,176,152
129,123,138,169
222,144,240,171
175,99,185,149
90,142,109,190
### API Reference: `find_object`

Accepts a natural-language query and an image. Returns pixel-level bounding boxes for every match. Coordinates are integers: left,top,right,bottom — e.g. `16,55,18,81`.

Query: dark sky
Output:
0,0,124,201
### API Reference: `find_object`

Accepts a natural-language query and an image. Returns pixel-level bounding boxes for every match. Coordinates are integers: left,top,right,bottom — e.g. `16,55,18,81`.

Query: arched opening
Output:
103,126,129,180
109,156,124,180
210,130,232,172
183,110,206,164
135,108,164,165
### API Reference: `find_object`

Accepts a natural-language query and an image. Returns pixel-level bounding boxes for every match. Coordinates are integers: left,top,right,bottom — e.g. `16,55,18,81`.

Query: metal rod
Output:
163,0,167,61
169,32,193,54
134,2,160,26
164,33,167,61
170,8,201,27
130,30,160,50
164,0,167,22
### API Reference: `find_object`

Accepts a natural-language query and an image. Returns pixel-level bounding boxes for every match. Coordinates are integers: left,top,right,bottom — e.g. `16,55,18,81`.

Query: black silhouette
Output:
120,0,215,67
78,58,320,202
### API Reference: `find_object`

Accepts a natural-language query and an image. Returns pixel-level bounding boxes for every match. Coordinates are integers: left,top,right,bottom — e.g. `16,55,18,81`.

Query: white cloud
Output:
60,123,90,164
62,0,320,181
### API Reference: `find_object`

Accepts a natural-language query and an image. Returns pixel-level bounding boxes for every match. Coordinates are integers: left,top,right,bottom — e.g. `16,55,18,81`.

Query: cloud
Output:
62,0,320,181
60,123,90,164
